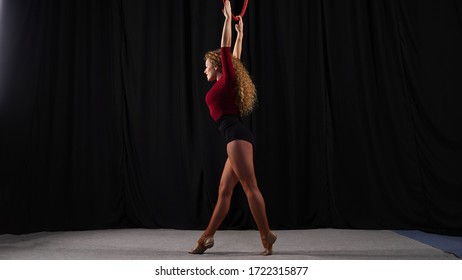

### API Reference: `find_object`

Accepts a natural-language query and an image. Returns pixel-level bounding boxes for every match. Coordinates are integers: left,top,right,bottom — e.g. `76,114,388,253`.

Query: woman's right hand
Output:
235,16,243,34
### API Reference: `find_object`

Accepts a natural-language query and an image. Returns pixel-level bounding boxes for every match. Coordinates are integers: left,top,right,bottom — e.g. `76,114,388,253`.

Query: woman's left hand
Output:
222,0,232,19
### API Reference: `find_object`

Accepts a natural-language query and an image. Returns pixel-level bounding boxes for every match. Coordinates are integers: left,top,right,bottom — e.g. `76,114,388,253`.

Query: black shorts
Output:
217,115,255,147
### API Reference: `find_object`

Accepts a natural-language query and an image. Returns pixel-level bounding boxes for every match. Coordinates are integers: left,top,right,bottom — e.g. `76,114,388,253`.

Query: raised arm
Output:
221,0,232,47
233,16,243,59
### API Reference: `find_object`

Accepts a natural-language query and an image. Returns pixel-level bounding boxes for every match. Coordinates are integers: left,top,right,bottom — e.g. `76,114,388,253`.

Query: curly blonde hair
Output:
204,49,257,116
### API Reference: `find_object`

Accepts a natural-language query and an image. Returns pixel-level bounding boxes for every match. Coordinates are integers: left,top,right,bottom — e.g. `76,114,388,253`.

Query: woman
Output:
189,0,276,256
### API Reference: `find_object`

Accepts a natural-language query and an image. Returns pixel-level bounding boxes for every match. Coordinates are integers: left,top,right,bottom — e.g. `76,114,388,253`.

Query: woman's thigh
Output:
226,140,257,187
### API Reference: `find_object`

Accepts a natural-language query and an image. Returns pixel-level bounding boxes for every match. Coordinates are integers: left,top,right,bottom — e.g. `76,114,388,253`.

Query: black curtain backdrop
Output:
1,0,461,235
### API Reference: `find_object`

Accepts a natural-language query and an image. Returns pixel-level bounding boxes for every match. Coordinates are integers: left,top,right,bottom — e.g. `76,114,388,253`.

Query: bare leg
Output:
226,140,272,251
199,158,239,242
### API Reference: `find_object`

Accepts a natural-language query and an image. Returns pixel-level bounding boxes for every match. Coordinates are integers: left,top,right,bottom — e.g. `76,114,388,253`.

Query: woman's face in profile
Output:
204,59,218,82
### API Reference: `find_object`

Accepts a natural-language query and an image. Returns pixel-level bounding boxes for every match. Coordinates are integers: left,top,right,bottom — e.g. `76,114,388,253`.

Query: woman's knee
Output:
218,183,234,198
240,179,259,194
239,172,257,186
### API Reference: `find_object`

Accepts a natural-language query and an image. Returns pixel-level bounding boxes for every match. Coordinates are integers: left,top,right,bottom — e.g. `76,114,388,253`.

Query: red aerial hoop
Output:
222,0,249,21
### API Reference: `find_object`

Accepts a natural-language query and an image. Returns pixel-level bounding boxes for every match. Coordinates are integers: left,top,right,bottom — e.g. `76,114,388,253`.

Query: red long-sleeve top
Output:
205,47,239,121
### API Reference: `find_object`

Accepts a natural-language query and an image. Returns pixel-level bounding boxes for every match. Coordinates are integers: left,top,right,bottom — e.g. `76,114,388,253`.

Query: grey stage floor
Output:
0,229,458,260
